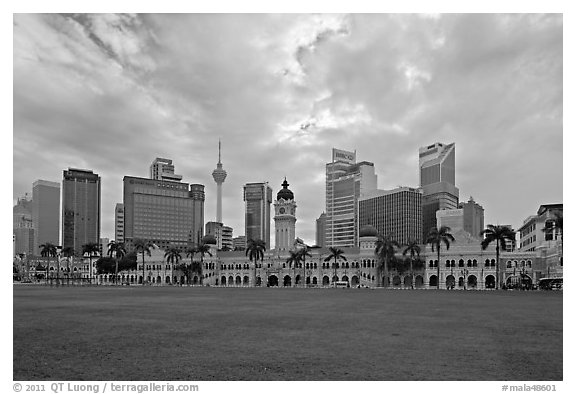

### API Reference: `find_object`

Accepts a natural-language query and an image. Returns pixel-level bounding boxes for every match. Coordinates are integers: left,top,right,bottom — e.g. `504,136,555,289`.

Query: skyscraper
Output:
211,140,227,223
419,142,459,240
243,182,273,247
32,180,61,252
13,195,35,255
62,169,101,254
123,174,205,251
315,212,326,248
325,148,377,248
273,178,297,253
150,158,183,182
358,187,423,245
460,196,484,238
115,203,125,243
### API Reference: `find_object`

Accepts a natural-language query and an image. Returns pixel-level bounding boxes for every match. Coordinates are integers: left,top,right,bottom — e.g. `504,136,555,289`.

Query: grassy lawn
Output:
13,285,562,381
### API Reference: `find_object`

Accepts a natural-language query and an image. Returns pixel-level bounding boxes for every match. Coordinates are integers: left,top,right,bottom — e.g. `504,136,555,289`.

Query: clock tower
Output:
274,178,297,253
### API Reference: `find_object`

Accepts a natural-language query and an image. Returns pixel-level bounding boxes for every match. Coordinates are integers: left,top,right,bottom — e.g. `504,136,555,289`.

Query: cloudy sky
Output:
13,13,563,247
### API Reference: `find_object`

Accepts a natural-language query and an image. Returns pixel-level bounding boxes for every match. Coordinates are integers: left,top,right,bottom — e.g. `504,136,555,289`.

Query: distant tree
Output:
324,247,347,285
184,246,196,286
39,242,58,284
61,247,74,280
286,250,301,287
107,241,126,285
133,239,154,285
164,247,182,286
246,239,266,286
118,252,137,272
426,226,455,290
96,257,116,275
195,243,213,285
402,239,421,290
82,242,100,284
297,246,312,287
375,235,399,288
481,225,516,290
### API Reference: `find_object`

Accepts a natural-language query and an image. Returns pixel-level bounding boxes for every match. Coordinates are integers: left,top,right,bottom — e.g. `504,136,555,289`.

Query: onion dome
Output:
359,225,378,237
276,178,294,201
202,235,217,245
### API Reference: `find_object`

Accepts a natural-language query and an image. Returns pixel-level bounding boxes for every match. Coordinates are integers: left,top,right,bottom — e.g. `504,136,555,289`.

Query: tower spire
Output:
218,139,222,164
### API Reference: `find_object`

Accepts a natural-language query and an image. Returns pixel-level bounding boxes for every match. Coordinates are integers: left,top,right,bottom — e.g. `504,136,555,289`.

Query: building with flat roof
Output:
123,175,205,251
62,169,100,254
115,203,124,243
325,148,377,248
13,195,35,256
243,182,273,247
150,158,183,182
315,212,326,248
358,187,423,245
233,235,246,251
460,196,484,239
32,180,61,252
419,142,459,240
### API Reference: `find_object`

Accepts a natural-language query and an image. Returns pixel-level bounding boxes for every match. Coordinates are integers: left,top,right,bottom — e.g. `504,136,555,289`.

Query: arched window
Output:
485,259,490,267
445,260,450,267
429,260,434,268
527,260,532,268
490,259,495,267
472,259,478,267
507,261,512,268
467,259,472,267
459,259,464,267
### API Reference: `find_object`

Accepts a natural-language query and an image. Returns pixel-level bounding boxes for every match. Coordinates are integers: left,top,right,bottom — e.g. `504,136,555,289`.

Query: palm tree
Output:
481,224,516,290
184,246,196,286
133,239,154,285
426,226,455,290
324,247,347,286
286,250,301,287
39,242,58,284
297,246,312,287
246,239,266,286
81,242,100,284
195,243,213,285
164,247,182,286
61,247,74,284
107,241,126,285
375,235,399,288
402,239,421,290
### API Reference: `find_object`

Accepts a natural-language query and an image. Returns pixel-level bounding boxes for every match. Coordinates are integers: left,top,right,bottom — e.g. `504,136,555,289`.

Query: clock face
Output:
279,208,285,214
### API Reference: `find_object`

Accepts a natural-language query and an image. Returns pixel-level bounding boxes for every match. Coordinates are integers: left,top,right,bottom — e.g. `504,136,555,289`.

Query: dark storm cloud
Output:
13,13,562,245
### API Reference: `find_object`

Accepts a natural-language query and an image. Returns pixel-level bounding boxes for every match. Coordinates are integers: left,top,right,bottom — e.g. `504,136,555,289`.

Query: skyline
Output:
13,14,563,247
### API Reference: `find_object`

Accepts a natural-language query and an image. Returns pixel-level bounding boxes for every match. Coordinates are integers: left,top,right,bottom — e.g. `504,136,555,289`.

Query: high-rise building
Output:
233,235,246,251
206,221,223,249
358,187,423,245
32,180,61,252
419,142,459,240
243,182,273,247
62,169,101,254
99,237,110,256
460,196,484,238
273,179,297,253
436,209,464,232
150,158,183,182
211,140,227,224
315,212,326,247
221,225,233,250
325,148,377,248
123,174,205,251
115,203,125,243
205,222,233,250
13,195,35,255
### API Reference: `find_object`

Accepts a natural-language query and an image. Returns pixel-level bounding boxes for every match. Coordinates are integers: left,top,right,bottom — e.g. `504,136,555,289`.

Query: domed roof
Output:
276,178,294,201
359,225,378,237
202,235,217,245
